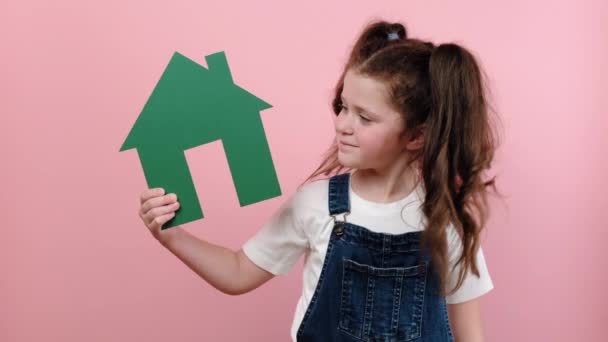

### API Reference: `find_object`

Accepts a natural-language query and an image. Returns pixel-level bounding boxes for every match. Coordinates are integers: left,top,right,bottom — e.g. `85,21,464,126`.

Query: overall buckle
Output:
330,212,349,236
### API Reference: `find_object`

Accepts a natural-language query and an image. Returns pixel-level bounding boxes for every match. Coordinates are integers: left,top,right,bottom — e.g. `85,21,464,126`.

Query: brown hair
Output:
298,20,503,297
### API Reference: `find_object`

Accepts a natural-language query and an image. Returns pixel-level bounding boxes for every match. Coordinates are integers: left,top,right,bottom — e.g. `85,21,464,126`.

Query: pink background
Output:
2,0,607,341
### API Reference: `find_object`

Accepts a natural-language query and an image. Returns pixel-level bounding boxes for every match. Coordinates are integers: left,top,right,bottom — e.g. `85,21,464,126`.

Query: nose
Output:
334,110,353,136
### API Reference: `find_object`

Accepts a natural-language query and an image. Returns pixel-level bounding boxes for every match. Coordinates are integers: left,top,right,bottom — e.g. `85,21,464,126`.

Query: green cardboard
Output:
120,51,282,229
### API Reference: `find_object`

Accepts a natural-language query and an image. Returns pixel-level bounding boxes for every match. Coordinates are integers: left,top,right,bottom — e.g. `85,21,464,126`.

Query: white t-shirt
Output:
242,174,494,341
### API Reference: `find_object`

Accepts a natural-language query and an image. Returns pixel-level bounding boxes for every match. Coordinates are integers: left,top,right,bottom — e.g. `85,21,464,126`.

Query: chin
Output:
338,154,361,169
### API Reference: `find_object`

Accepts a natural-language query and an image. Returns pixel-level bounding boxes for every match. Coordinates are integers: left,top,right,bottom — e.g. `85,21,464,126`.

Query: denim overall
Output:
296,173,454,342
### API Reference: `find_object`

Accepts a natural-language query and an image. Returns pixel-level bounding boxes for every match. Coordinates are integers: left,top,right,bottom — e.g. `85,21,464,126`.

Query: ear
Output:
402,124,426,151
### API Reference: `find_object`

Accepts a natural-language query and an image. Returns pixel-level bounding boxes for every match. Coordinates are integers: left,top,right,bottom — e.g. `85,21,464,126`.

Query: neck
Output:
352,160,421,203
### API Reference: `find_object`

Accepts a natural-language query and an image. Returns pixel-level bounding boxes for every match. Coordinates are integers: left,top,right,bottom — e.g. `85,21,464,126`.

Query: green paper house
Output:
120,51,281,229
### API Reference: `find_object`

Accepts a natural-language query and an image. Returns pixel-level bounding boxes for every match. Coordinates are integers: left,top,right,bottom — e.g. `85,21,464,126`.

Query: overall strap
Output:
328,173,351,217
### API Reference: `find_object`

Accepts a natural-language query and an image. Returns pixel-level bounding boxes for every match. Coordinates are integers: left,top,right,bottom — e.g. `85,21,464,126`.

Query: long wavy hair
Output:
298,20,503,297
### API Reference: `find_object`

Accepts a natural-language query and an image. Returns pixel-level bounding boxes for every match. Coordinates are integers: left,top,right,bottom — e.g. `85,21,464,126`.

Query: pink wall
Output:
2,0,606,341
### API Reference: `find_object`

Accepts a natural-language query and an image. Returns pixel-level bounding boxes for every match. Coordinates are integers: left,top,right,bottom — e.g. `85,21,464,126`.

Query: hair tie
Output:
387,31,400,41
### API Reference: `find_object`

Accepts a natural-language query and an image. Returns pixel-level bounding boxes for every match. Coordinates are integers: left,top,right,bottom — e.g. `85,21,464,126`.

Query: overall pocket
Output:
338,258,427,341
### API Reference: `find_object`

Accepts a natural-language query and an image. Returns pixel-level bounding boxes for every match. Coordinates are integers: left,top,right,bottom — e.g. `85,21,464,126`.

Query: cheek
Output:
357,129,391,153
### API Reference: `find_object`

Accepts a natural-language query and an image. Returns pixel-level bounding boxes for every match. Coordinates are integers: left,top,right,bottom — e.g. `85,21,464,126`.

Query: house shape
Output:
120,51,281,229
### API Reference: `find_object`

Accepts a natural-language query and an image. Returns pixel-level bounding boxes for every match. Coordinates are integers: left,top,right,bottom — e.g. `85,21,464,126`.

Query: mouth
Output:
338,141,358,148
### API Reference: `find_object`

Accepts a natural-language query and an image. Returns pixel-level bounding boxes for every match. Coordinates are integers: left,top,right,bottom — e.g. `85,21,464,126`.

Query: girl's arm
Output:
160,228,274,296
447,298,485,342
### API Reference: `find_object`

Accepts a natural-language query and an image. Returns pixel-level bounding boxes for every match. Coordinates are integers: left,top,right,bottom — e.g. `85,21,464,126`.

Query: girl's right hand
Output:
139,188,181,244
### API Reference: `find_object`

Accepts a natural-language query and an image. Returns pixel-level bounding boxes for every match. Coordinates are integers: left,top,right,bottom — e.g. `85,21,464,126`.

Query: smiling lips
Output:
339,141,358,148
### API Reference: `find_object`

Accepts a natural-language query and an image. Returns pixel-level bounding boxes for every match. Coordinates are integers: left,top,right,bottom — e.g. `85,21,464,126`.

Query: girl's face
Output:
334,69,407,170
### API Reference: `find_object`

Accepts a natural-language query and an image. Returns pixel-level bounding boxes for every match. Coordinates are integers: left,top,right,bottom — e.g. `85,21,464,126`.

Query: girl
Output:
139,20,501,342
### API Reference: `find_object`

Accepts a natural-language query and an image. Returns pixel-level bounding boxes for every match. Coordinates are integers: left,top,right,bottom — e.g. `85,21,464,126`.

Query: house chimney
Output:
205,51,234,83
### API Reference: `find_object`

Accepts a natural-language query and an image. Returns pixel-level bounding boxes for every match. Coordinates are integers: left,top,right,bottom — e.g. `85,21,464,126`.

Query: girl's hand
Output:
139,188,181,243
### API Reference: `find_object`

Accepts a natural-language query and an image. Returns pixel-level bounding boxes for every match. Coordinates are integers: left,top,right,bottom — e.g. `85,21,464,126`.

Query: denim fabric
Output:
296,173,454,342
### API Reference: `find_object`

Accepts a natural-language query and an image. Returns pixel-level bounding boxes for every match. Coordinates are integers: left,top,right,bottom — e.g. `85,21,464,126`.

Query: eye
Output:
339,104,371,122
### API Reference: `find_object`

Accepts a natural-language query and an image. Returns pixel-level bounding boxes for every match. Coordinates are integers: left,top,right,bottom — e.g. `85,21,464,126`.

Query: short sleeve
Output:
445,226,495,304
242,191,310,276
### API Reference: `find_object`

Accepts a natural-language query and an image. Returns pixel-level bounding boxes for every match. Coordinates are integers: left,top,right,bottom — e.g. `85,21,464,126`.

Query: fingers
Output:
149,212,176,232
144,200,180,225
138,188,181,236
140,188,165,205
141,193,178,216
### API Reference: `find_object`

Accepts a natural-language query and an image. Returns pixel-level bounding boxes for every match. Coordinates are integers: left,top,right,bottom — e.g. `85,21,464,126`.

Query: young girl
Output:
139,20,500,342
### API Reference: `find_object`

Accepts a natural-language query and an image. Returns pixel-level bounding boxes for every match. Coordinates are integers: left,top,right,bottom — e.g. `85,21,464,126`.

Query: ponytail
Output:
422,43,500,296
